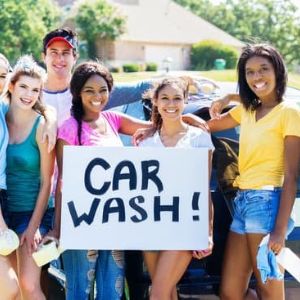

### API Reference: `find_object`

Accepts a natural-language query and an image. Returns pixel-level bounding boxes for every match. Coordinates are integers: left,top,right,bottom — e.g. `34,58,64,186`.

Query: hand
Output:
21,228,42,255
193,236,213,260
182,113,209,132
209,96,230,119
268,230,285,255
132,127,156,146
41,107,57,152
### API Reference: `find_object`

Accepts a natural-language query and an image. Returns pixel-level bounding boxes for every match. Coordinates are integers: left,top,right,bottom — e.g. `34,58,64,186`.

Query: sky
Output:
292,0,300,7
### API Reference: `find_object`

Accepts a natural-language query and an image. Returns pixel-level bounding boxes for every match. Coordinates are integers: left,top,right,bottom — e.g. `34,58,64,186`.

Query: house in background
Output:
56,0,244,70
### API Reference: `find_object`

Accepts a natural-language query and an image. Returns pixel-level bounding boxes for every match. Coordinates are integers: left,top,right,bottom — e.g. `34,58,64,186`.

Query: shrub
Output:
122,63,139,72
191,40,239,70
109,66,122,73
145,62,158,72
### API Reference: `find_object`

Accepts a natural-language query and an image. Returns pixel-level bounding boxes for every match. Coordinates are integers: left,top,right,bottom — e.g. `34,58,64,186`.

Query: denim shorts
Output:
4,207,54,235
0,189,7,210
230,189,294,235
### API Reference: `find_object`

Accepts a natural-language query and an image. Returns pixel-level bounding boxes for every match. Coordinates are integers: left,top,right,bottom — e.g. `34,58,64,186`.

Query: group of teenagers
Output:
0,26,299,300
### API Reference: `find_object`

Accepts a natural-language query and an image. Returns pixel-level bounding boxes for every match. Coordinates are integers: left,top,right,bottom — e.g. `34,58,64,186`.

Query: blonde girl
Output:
4,55,54,300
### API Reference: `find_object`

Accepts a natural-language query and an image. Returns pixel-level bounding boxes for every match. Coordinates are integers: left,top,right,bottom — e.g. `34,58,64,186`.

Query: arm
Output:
118,112,153,136
119,111,210,142
21,119,55,254
105,80,153,110
182,114,209,131
209,94,241,119
268,136,300,253
46,139,67,241
207,111,239,133
41,105,57,152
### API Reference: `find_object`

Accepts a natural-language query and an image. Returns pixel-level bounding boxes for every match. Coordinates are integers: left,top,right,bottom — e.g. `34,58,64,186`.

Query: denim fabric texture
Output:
62,249,124,300
0,189,7,210
230,189,294,235
4,207,54,235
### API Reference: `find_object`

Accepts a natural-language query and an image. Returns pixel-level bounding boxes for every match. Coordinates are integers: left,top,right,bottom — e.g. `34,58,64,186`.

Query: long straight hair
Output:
237,44,287,110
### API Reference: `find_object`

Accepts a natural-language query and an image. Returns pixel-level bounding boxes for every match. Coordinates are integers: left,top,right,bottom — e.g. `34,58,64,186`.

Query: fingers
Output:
190,118,209,132
132,133,143,146
268,240,283,256
192,251,202,259
271,245,282,255
209,111,220,119
35,235,42,246
198,122,210,132
209,105,221,119
192,248,213,260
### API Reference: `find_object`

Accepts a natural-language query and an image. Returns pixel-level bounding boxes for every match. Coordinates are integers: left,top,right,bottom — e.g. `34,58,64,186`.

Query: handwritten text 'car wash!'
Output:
66,158,202,227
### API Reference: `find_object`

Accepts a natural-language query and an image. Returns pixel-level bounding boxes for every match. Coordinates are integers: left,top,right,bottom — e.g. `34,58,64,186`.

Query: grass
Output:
112,69,300,89
288,73,300,90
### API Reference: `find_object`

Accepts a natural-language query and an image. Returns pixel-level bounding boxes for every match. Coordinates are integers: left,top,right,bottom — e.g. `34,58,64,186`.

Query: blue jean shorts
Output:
0,189,7,210
4,208,54,235
230,189,294,235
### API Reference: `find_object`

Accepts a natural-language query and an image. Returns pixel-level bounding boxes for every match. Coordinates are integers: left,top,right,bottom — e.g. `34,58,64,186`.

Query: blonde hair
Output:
3,55,46,116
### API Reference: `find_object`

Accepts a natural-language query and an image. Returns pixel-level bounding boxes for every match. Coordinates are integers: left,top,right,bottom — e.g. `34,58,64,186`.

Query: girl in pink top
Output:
52,61,154,300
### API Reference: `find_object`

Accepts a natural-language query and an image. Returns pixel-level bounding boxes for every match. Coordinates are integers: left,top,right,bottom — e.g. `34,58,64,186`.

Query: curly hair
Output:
143,77,189,131
237,43,287,111
70,61,113,145
3,55,46,117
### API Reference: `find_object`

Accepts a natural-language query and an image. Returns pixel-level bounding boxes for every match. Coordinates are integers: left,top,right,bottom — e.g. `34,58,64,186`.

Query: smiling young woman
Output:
138,77,214,300
208,44,300,300
3,55,55,300
46,61,154,300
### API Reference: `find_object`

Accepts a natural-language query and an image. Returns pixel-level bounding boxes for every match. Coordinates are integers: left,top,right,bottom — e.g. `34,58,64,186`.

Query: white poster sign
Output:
60,146,209,250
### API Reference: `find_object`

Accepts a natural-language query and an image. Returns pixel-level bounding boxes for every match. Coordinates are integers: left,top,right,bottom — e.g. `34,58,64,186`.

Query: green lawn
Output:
112,69,300,89
288,73,300,89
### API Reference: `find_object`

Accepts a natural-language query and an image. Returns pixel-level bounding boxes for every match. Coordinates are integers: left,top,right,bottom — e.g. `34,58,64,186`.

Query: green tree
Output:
0,0,60,63
174,0,300,66
75,0,126,59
